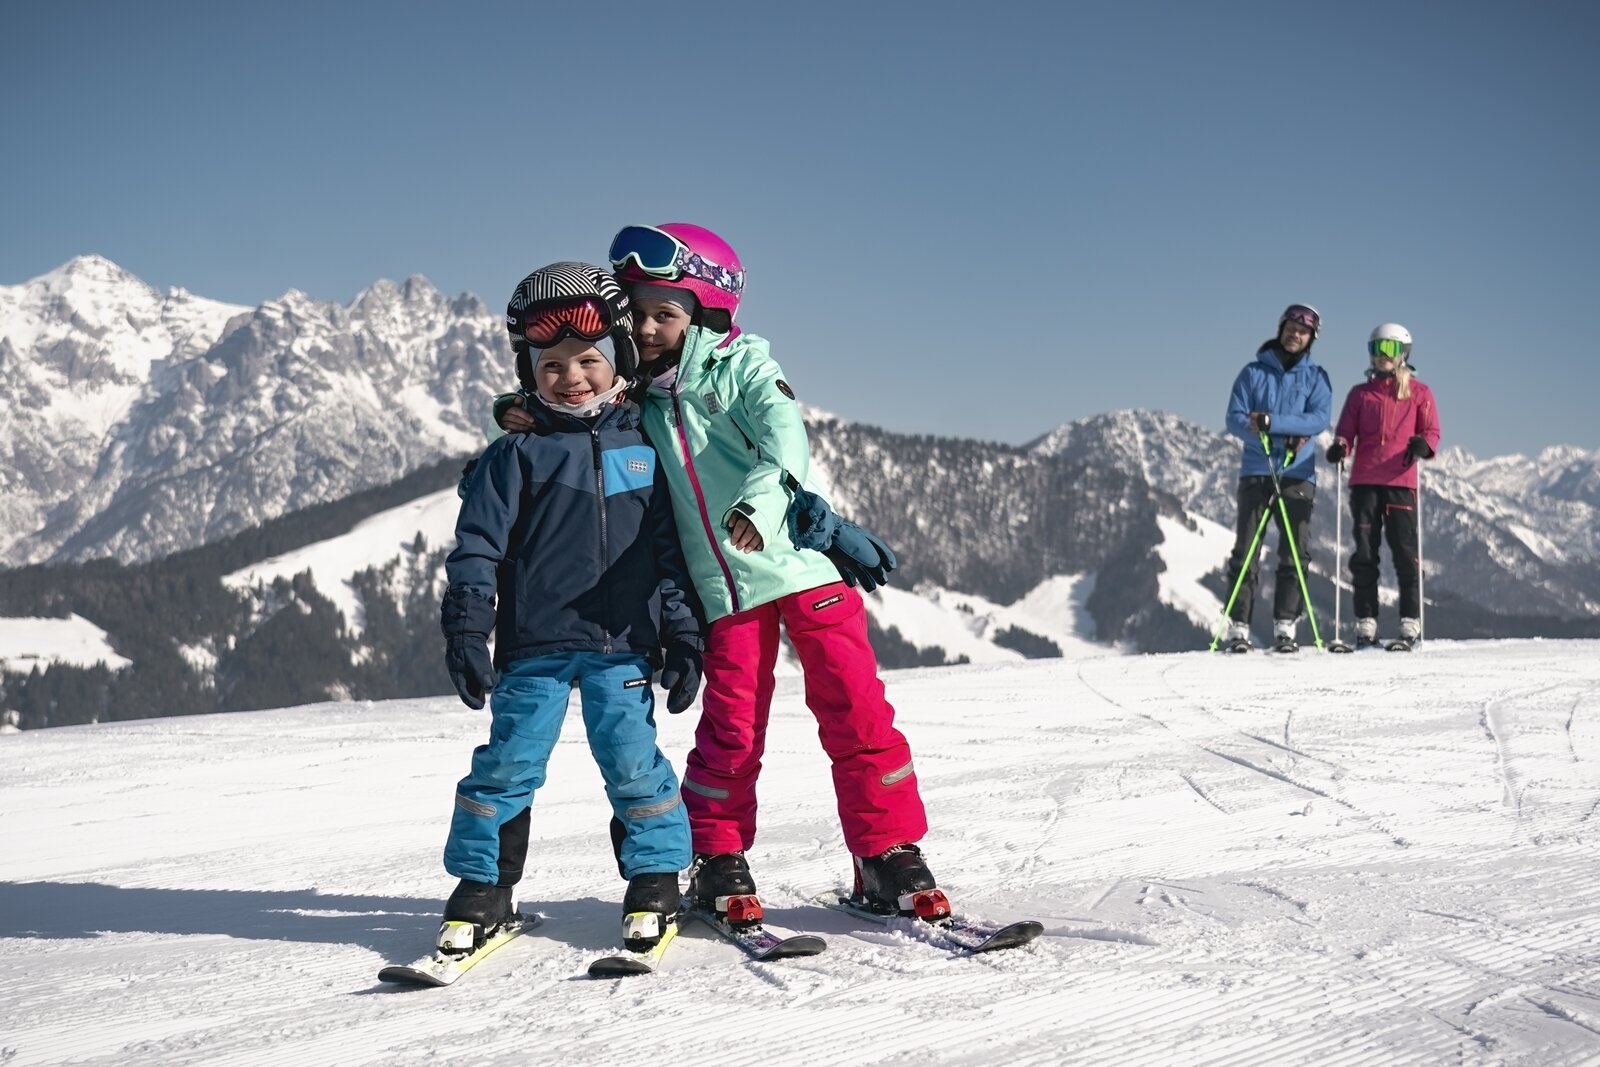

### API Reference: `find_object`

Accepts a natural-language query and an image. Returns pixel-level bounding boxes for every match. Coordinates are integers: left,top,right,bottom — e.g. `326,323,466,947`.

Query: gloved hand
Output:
825,522,898,592
1285,435,1308,455
1325,439,1347,465
786,485,897,592
1404,435,1434,465
659,640,703,714
1248,412,1272,433
445,634,498,710
441,589,498,709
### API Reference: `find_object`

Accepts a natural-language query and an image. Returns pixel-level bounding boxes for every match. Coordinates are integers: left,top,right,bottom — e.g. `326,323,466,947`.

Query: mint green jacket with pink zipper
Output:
638,324,840,622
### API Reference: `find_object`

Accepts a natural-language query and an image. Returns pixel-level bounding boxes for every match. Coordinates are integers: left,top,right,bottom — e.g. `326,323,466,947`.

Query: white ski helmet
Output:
1368,323,1412,362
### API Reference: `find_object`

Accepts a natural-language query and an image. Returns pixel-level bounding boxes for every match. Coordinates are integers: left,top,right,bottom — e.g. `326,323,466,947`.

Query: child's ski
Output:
586,914,681,978
682,898,827,962
818,894,1043,955
378,914,540,988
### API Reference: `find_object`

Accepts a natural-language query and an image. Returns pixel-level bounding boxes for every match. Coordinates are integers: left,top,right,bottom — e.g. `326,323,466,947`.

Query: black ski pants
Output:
1225,476,1314,624
1349,484,1421,620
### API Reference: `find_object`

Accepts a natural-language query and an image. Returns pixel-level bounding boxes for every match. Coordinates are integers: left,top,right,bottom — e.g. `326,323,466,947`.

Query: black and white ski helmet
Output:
505,261,638,380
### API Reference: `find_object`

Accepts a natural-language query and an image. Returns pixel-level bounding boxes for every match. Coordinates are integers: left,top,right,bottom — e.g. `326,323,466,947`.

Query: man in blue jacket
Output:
437,262,703,956
1221,303,1333,651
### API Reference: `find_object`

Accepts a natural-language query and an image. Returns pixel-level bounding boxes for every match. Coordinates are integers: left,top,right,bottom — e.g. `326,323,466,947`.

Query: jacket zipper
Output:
591,428,613,653
671,387,741,615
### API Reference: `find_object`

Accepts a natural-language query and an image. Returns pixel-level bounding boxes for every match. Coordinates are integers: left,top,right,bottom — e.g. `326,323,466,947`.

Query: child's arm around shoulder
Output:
726,345,813,548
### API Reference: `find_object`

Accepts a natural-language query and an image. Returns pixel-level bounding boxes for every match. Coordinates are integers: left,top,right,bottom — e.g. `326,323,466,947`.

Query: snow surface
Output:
0,614,130,673
4,641,1598,1065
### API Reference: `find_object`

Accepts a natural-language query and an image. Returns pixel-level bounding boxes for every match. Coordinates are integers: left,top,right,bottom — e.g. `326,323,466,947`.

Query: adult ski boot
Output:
1273,618,1299,654
440,878,516,954
853,844,951,922
1223,620,1253,654
1355,617,1380,650
687,852,763,929
1387,617,1421,652
620,871,681,952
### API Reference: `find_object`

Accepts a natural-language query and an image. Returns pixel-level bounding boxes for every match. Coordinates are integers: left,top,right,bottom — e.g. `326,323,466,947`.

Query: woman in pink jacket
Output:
1324,323,1441,649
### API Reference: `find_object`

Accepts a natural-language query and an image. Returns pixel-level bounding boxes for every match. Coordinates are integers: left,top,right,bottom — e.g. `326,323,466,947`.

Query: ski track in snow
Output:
2,641,1600,1065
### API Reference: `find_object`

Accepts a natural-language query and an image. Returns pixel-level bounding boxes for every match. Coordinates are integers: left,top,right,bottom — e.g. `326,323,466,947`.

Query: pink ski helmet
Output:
609,222,745,335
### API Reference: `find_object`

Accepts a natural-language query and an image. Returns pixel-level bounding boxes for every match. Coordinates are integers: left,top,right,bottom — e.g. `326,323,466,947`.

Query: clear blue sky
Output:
4,2,1595,459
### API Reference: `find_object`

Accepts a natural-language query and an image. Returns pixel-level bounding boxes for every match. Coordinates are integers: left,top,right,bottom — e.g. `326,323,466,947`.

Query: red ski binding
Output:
910,888,952,922
721,893,764,928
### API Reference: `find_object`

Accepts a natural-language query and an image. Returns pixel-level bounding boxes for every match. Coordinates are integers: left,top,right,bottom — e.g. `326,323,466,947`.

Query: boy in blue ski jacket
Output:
437,262,703,955
1221,302,1333,650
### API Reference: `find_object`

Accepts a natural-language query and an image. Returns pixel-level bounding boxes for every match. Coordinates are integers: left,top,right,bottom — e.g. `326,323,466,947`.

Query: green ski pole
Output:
1258,431,1324,651
1210,503,1275,651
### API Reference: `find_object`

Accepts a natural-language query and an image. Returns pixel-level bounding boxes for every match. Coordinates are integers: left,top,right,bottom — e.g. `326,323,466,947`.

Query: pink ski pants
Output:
681,582,928,858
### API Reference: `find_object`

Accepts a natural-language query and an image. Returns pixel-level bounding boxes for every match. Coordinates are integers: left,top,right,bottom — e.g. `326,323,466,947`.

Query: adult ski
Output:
681,897,827,962
378,914,540,988
818,894,1043,955
586,914,681,978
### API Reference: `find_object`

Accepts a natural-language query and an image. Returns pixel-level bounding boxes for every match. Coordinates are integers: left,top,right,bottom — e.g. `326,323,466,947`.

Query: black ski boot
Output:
853,844,951,922
440,878,515,953
621,871,681,951
688,852,763,929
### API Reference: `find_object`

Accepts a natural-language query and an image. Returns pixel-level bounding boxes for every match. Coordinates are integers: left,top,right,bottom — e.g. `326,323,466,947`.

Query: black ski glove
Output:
1404,435,1434,466
1325,440,1347,465
1248,412,1272,434
659,640,703,715
441,589,498,710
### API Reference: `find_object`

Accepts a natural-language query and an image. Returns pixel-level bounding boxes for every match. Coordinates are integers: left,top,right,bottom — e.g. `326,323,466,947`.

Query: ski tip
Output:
976,920,1045,952
760,934,827,959
586,956,655,978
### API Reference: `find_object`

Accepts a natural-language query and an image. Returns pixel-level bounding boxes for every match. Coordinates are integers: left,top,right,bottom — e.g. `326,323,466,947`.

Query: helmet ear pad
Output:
696,307,733,335
513,340,535,393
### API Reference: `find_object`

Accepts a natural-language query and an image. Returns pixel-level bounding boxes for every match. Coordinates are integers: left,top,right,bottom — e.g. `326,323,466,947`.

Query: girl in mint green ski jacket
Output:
605,223,944,924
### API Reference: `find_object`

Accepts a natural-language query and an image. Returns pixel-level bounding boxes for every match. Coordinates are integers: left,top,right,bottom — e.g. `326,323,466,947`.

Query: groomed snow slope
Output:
2,640,1598,1065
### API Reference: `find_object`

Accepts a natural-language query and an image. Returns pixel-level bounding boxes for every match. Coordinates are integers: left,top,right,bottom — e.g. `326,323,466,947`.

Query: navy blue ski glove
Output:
825,525,897,592
786,486,898,592
441,589,498,710
659,640,703,714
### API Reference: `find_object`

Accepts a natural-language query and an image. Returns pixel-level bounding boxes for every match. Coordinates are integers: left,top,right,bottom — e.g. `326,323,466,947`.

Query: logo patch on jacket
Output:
623,677,650,689
812,592,845,611
776,380,795,399
628,459,648,473
704,392,722,415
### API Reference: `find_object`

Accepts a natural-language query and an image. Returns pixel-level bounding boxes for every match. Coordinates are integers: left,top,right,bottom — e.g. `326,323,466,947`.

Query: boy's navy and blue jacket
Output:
444,399,703,668
1224,342,1333,482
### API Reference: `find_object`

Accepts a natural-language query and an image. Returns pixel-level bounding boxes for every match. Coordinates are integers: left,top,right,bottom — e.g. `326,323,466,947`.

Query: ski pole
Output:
1258,432,1324,651
1210,500,1276,650
1328,458,1352,652
1416,461,1425,643
1334,459,1343,642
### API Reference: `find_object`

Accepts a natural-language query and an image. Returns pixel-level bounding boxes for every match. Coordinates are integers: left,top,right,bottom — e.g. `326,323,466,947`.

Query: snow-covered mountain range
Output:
3,258,1599,728
0,256,503,565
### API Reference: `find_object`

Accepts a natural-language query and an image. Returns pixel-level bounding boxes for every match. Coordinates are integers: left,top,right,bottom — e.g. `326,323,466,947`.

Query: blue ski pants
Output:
443,651,690,885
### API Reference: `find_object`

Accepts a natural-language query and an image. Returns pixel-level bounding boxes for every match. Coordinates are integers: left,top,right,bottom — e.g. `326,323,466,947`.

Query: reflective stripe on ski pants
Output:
682,582,928,858
444,651,690,884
